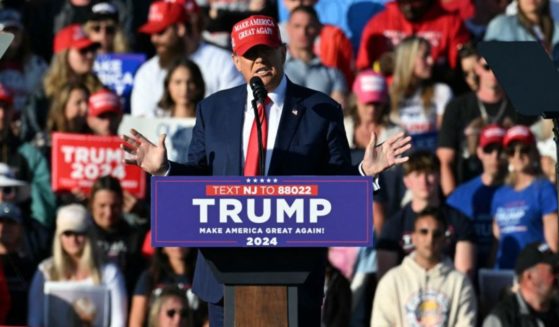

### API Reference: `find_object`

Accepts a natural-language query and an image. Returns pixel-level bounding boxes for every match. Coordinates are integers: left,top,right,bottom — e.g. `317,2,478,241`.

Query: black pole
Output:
251,98,266,176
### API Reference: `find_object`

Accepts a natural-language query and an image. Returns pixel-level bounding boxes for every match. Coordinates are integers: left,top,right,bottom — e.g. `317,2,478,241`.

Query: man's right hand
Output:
121,128,170,176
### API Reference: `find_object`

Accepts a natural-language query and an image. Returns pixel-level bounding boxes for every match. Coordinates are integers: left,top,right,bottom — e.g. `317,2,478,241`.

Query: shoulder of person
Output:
487,14,519,32
288,80,341,108
37,257,54,277
433,83,453,97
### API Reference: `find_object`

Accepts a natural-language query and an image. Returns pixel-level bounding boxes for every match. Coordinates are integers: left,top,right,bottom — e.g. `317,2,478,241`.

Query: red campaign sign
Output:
51,133,146,198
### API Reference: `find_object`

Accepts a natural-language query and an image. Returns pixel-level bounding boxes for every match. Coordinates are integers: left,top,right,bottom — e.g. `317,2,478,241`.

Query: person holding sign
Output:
28,204,127,327
123,15,411,326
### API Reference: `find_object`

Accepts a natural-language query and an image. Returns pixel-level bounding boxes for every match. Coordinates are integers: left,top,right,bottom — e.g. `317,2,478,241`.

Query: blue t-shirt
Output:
491,178,558,269
447,176,498,268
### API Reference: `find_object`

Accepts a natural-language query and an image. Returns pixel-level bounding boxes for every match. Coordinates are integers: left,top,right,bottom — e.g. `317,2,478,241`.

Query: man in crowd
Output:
86,88,122,136
376,151,476,278
372,207,477,326
447,125,506,269
131,0,243,117
437,56,536,195
356,0,469,74
123,14,412,326
285,5,347,107
483,242,559,327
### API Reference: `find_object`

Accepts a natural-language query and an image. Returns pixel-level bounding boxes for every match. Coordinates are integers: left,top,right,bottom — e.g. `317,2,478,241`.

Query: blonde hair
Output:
82,20,130,53
43,50,103,99
147,288,191,327
47,82,90,133
49,230,102,284
389,36,434,124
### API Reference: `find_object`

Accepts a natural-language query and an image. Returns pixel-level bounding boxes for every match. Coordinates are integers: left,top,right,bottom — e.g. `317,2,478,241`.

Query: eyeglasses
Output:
505,145,531,157
482,144,503,154
91,24,116,35
416,228,445,239
61,230,86,237
165,308,188,319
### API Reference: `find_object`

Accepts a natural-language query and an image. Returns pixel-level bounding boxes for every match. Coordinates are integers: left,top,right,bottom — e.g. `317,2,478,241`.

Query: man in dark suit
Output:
123,14,411,326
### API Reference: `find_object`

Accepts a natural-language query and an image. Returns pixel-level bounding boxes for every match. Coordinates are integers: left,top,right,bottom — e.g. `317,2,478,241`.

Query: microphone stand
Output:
251,98,266,176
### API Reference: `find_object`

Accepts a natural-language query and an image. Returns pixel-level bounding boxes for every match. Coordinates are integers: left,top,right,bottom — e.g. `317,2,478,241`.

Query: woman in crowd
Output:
157,58,205,118
129,247,205,327
82,1,130,54
46,82,90,134
389,36,453,152
27,204,127,327
345,70,402,150
492,125,559,269
147,286,193,327
21,24,102,142
485,0,559,54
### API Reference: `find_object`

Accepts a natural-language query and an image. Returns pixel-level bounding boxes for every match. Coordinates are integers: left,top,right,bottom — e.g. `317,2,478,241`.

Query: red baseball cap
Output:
352,70,388,104
165,0,200,13
479,124,505,148
88,89,121,117
0,83,12,105
139,1,187,34
231,15,281,56
54,24,96,54
503,125,535,147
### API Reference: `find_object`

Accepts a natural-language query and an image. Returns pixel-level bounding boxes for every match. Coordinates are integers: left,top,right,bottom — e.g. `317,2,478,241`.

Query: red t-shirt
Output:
356,2,470,71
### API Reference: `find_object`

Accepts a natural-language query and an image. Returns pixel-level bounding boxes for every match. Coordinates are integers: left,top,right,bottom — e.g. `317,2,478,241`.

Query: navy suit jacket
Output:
169,78,357,304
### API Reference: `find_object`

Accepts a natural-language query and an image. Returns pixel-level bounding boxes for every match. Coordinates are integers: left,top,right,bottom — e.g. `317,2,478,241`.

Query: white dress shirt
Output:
242,74,287,175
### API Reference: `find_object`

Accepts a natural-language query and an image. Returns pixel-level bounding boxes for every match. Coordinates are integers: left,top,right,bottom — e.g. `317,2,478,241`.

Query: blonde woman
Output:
21,24,102,142
147,287,193,327
389,36,452,152
27,204,127,327
491,125,559,269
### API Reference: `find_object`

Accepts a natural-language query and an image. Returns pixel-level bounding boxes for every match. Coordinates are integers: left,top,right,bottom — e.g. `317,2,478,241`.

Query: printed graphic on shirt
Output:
405,289,450,327
495,201,529,234
398,97,438,151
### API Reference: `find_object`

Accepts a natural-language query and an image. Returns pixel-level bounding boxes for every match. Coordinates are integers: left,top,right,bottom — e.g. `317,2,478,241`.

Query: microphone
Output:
250,76,268,106
249,76,267,176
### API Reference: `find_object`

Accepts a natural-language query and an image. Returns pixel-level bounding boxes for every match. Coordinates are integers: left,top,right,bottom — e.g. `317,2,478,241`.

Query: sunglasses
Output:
416,228,445,239
78,45,98,55
482,63,491,71
91,24,116,35
482,144,503,154
165,308,188,319
61,230,86,237
505,145,531,156
0,186,14,196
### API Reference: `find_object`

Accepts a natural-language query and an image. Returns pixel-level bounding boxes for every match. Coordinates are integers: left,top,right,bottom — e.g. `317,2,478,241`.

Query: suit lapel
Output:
269,80,305,174
225,86,246,175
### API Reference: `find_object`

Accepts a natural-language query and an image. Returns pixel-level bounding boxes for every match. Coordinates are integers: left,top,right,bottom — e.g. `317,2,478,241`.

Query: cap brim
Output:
89,107,121,117
234,39,281,56
73,38,96,50
139,21,170,34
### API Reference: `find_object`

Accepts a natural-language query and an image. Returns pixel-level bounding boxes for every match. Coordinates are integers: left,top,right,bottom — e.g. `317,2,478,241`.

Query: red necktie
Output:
244,97,271,176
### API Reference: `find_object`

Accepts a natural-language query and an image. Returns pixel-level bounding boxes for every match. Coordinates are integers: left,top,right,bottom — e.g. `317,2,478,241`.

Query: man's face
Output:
284,0,318,12
0,217,22,250
527,263,557,301
150,25,183,57
397,0,433,21
403,170,439,200
233,45,287,91
411,215,446,262
287,11,320,51
477,142,505,177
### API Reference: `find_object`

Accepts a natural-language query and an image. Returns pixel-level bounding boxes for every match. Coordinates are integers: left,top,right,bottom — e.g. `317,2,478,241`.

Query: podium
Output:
151,176,374,326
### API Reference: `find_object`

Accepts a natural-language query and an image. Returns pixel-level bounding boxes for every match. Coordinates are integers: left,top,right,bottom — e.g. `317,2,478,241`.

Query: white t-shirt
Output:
397,83,452,151
131,42,243,117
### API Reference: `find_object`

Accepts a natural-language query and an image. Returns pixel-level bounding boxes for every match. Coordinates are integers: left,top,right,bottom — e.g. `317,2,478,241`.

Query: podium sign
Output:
152,176,374,247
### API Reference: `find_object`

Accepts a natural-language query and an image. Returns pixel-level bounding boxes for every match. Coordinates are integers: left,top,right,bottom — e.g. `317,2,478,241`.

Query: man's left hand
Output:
361,131,412,176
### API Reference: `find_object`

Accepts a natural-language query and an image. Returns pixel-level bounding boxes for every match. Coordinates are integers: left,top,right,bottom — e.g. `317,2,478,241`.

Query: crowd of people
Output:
0,0,558,326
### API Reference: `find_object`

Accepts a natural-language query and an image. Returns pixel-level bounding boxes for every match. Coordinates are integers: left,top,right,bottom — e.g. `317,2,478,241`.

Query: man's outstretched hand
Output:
362,131,412,176
121,129,169,176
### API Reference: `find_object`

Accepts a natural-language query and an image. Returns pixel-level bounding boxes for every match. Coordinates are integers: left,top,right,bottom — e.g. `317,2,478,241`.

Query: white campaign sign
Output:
118,115,196,163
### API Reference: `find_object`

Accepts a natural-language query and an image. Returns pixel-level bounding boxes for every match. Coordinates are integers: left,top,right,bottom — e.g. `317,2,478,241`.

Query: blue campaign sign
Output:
152,176,374,247
94,53,146,113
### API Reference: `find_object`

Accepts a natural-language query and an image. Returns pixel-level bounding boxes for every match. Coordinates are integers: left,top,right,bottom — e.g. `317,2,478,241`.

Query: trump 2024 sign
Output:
152,176,374,247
